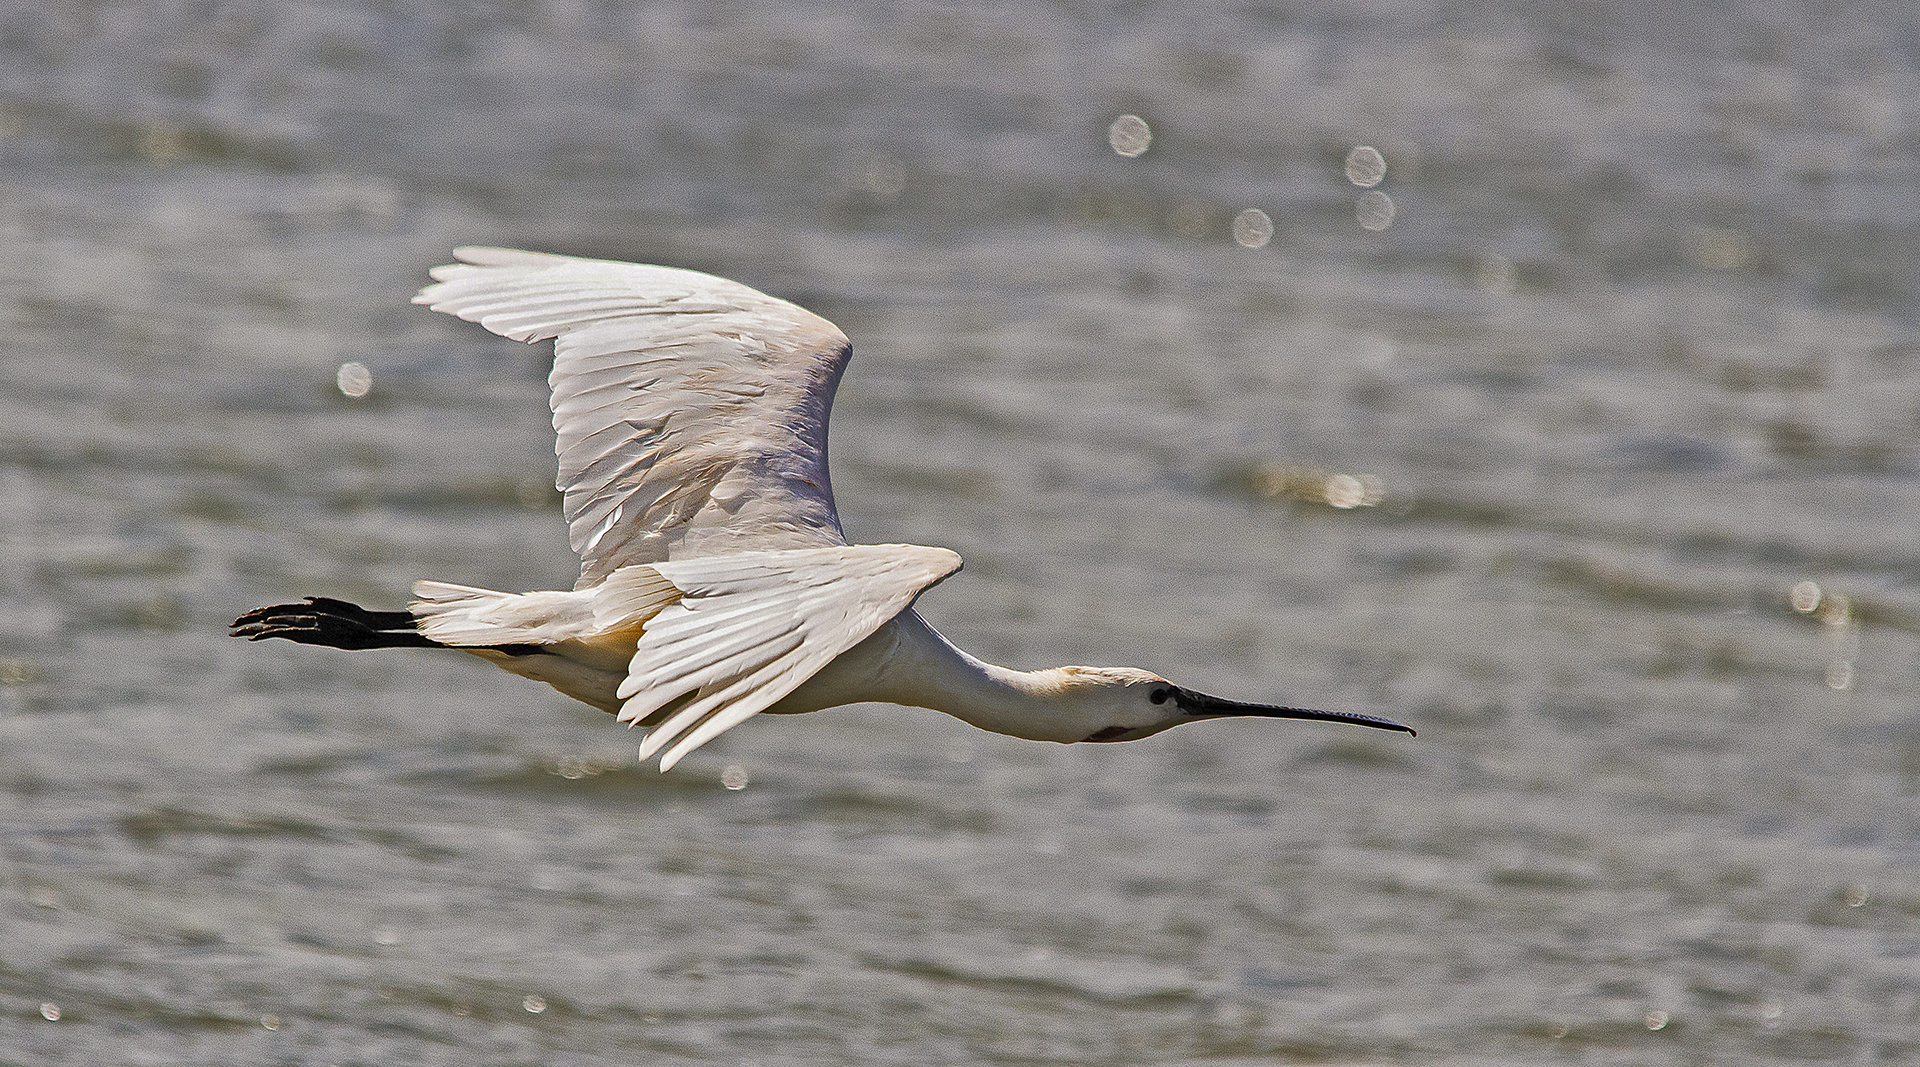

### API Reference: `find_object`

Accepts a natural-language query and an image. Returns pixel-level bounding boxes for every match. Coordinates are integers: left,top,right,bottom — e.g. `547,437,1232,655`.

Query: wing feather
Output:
416,247,852,583
617,544,963,770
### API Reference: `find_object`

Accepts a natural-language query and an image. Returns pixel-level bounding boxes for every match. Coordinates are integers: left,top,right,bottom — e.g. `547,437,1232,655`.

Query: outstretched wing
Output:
619,544,962,771
415,247,853,585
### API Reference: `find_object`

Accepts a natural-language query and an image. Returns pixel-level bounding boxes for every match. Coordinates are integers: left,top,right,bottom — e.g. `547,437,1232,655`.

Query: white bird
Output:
233,247,1413,770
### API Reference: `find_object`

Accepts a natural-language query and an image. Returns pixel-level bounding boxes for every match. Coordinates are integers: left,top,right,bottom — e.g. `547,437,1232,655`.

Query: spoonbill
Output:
232,248,1413,769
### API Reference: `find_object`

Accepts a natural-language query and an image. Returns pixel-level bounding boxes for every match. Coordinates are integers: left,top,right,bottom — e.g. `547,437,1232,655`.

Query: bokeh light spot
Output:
336,361,372,398
1108,114,1151,157
857,152,905,204
1789,580,1821,614
1232,208,1273,248
1345,145,1386,187
1357,190,1396,231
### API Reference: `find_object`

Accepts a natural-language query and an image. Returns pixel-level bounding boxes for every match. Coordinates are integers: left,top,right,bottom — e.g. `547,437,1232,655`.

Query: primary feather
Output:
415,247,853,584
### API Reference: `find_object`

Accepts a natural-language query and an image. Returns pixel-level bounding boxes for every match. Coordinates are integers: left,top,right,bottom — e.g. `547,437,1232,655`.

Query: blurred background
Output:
3,2,1917,1064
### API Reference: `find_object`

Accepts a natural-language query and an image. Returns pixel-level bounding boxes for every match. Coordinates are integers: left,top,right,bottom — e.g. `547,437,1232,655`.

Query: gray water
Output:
4,2,1919,1064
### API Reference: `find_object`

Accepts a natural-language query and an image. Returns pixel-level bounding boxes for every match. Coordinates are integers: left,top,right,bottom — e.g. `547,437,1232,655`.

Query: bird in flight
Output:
233,248,1414,770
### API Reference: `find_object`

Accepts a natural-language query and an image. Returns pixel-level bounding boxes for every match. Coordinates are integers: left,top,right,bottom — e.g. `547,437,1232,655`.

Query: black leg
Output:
230,597,439,650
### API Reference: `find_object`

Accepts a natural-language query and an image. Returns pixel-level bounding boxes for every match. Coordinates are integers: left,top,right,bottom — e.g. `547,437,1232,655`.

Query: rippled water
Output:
4,2,1919,1064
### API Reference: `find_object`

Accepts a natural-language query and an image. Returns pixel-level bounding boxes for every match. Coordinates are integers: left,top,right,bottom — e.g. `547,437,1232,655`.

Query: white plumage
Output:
419,247,852,578
234,248,1413,770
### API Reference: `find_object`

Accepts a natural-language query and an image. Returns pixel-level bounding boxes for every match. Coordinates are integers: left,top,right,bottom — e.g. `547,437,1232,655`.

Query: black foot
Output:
231,597,438,650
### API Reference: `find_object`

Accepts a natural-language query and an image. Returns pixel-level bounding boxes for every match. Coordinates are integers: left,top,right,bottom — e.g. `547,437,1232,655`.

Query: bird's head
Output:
1047,665,1415,744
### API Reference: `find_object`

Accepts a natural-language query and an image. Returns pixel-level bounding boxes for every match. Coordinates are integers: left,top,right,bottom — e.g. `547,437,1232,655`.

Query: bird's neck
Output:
792,609,1096,742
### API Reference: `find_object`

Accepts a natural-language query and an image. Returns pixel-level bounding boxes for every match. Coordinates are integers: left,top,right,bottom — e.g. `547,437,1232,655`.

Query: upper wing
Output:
618,544,963,771
415,247,853,585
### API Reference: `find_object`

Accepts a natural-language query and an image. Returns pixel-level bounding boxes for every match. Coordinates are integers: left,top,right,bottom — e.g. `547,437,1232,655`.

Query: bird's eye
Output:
1149,687,1172,705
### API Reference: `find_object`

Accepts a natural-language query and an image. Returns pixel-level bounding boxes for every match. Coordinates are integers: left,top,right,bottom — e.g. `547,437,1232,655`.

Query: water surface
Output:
3,2,1917,1064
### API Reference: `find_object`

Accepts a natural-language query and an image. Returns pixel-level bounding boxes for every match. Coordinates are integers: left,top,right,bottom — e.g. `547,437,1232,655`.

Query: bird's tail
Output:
409,569,680,647
230,598,438,650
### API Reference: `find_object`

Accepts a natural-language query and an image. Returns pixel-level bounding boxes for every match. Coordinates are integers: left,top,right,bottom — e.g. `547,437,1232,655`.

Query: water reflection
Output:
1252,462,1385,510
1793,582,1860,691
1475,253,1517,294
1166,198,1212,239
1689,226,1756,271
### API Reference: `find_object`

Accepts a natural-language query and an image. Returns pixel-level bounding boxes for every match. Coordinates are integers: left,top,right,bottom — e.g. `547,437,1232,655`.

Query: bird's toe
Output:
230,601,330,640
